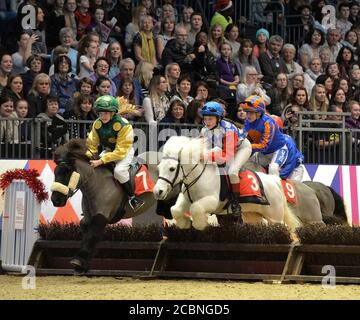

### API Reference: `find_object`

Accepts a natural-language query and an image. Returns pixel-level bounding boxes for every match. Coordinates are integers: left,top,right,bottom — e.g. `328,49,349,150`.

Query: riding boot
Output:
121,180,145,212
230,183,243,219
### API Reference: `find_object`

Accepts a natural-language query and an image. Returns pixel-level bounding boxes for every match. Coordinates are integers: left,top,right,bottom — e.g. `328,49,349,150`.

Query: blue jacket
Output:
280,134,304,178
245,113,286,154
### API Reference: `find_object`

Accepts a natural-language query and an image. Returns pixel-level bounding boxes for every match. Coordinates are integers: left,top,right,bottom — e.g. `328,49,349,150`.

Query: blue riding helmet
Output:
200,101,225,118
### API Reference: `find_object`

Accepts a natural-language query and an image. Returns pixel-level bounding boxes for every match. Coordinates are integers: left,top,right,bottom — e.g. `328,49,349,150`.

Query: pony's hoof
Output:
175,217,191,229
70,257,88,275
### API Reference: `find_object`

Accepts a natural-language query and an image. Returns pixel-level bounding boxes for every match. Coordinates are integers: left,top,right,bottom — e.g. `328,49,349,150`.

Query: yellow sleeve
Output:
100,125,134,163
85,121,100,158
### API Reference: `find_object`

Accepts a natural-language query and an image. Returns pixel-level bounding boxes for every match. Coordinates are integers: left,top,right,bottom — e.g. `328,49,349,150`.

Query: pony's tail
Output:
327,186,351,226
282,196,302,240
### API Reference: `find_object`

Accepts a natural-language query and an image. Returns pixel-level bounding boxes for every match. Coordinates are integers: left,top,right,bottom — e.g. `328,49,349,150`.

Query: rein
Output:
181,161,208,203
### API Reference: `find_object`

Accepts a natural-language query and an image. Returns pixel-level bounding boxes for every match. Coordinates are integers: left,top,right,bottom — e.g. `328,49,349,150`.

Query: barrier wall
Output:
0,160,359,226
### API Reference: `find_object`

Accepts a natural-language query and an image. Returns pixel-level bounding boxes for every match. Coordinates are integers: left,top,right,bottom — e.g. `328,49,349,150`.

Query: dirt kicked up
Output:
1,275,360,300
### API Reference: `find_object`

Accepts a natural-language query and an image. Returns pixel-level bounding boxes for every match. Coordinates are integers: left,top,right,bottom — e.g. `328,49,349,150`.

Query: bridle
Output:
158,149,208,203
50,160,81,199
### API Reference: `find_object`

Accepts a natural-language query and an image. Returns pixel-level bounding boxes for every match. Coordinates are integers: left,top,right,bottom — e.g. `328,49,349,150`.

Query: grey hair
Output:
269,35,284,44
119,58,135,70
59,27,74,40
283,43,296,52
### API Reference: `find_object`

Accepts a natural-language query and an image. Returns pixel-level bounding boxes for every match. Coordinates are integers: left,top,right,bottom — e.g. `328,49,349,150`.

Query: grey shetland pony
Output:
50,139,177,274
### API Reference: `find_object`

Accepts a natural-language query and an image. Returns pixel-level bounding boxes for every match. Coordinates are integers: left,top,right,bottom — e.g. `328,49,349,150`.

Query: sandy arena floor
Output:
1,275,360,300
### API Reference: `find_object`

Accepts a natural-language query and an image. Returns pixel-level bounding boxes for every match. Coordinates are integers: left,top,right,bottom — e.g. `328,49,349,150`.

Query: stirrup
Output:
129,196,145,212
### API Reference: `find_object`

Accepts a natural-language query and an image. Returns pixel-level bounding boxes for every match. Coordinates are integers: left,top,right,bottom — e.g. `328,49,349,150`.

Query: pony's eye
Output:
169,167,176,172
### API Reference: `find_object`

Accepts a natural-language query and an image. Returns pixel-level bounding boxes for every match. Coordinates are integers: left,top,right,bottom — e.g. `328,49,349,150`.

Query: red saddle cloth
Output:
134,165,155,196
280,179,297,204
237,170,269,205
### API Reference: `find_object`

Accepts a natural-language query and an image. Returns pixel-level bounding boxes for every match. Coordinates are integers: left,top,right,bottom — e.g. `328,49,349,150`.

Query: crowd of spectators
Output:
0,0,359,159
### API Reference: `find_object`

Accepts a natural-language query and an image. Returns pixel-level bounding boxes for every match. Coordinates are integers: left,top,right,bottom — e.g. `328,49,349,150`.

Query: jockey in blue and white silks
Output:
241,95,290,179
270,115,305,181
200,101,252,216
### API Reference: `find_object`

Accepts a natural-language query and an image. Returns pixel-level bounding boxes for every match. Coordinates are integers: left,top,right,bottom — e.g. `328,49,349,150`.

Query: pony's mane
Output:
54,139,89,163
181,137,205,159
163,136,192,155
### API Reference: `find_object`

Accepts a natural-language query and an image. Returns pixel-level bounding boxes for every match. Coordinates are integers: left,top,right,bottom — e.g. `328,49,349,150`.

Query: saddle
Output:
219,168,269,206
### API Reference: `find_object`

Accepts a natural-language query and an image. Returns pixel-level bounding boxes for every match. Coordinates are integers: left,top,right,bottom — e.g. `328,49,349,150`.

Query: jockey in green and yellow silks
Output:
86,95,144,211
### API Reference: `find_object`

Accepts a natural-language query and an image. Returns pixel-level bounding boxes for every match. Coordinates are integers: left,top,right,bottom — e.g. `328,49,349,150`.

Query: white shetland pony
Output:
153,136,302,240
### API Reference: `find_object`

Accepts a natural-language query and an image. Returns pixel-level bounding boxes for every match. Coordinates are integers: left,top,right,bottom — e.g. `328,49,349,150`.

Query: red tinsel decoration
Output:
0,169,49,203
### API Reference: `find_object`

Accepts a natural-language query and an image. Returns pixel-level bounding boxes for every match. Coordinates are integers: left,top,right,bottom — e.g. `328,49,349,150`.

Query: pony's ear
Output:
53,145,69,164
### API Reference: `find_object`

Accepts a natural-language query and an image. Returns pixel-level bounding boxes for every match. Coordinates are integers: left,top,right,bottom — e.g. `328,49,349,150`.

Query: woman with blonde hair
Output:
27,73,51,118
142,75,170,123
236,66,270,104
125,5,147,51
156,16,176,61
208,24,226,59
135,61,154,97
309,84,329,120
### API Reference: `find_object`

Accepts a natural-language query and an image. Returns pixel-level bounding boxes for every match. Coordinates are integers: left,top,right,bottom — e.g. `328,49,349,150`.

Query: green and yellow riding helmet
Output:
94,95,119,113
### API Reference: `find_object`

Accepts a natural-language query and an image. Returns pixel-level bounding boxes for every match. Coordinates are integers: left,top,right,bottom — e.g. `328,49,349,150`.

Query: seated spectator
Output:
316,74,334,100
349,2,360,26
0,95,18,143
105,40,123,79
50,55,77,113
77,38,98,79
116,78,144,121
322,28,342,63
94,76,112,98
236,66,270,105
164,62,181,96
170,74,194,108
282,43,303,79
63,77,94,113
179,6,194,32
343,29,358,52
282,88,309,131
63,0,78,39
63,94,97,138
345,100,360,133
186,12,203,47
185,99,203,124
208,24,226,59
85,7,110,43
156,16,176,61
306,57,322,81
298,27,325,70
336,46,355,80
142,75,170,123
125,5,147,54
46,0,66,50
309,84,329,120
75,0,92,39
30,6,49,61
156,3,177,24
267,73,292,116
15,99,31,142
225,23,240,61
133,15,157,66
192,31,219,86
235,39,262,78
27,73,51,118
319,46,331,72
12,32,37,75
3,75,24,103
334,77,352,100
160,100,187,124
193,81,211,107
162,25,195,76
329,87,348,112
252,28,270,59
89,57,117,96
21,55,44,99
336,2,352,39
36,95,68,157
350,64,360,94
54,27,78,75
0,53,13,96
134,61,154,98
49,45,69,77
216,42,240,90
258,35,288,86
291,72,314,97
326,62,341,80
113,58,144,105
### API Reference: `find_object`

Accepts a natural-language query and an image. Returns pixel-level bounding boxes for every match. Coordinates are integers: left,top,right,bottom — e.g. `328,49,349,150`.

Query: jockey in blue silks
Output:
241,95,290,179
270,115,305,181
200,101,252,216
